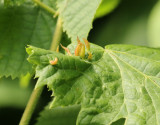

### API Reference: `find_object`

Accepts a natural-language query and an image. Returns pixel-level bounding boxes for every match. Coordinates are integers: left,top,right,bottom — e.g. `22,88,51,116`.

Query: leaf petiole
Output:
33,0,57,16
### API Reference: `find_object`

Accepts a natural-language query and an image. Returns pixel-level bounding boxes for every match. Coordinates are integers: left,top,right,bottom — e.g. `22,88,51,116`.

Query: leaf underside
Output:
57,0,102,42
27,43,160,125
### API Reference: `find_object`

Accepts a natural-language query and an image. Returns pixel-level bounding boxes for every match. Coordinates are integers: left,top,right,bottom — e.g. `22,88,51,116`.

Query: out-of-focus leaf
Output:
89,0,157,47
0,1,57,78
0,78,32,108
95,0,120,19
36,104,80,125
148,1,160,47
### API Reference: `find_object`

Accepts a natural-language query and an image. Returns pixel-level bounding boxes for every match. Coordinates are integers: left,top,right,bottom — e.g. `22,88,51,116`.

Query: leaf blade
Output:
27,44,160,125
57,0,102,42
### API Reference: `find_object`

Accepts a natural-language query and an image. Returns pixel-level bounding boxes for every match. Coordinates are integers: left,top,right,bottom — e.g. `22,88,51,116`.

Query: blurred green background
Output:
0,0,160,124
89,0,158,47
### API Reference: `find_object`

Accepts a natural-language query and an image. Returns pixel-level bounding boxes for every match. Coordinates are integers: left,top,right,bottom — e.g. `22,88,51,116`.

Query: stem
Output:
19,87,43,125
33,0,56,15
19,17,63,125
50,17,63,51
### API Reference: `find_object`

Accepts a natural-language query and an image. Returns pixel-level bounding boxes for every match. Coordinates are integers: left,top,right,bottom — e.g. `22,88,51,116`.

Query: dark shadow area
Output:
111,118,126,125
0,82,52,125
0,108,24,125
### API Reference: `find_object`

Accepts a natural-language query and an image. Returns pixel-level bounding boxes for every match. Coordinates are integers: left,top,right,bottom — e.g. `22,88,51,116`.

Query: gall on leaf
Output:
83,38,90,50
75,37,85,58
50,57,58,65
60,44,72,56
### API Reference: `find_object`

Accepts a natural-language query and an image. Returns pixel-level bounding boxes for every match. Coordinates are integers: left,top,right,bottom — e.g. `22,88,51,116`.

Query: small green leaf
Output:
36,104,80,125
95,0,120,18
27,44,160,124
57,0,102,42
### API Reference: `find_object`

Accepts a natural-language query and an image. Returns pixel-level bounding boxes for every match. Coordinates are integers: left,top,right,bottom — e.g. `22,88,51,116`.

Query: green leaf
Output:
0,77,32,108
95,0,120,19
36,104,80,125
0,1,56,78
27,44,160,124
148,1,160,47
57,0,102,42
